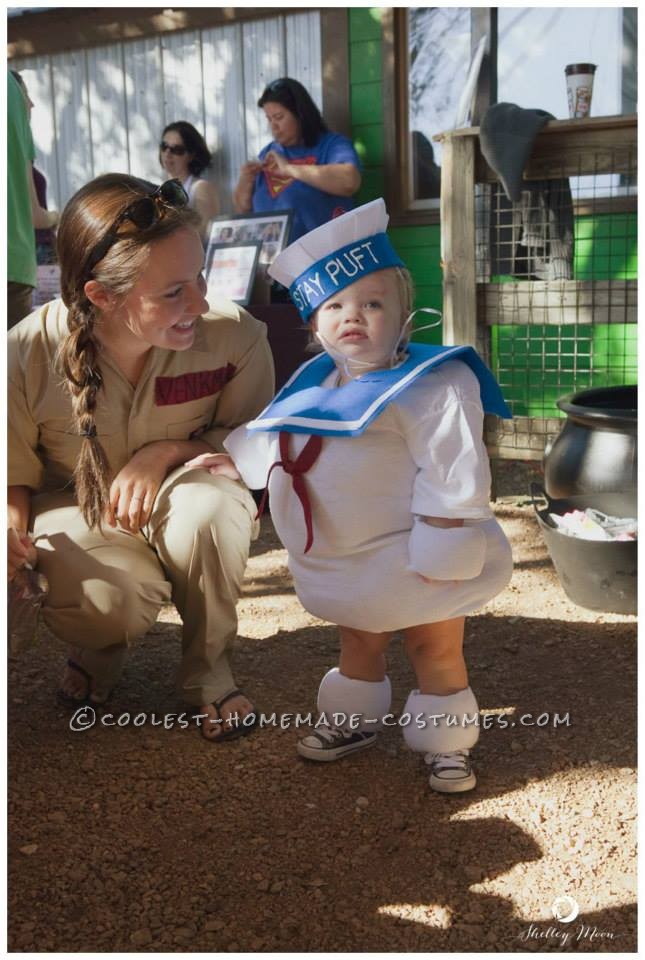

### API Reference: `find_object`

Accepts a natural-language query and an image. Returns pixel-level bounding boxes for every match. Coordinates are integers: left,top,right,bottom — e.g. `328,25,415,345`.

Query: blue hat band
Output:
289,232,405,322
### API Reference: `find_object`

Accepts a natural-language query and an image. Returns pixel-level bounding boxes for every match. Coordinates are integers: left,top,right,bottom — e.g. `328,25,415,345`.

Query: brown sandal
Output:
201,689,259,743
56,659,111,709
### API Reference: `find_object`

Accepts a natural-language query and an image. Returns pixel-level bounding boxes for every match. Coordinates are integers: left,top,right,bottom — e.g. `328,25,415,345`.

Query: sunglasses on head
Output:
160,140,188,156
85,179,189,276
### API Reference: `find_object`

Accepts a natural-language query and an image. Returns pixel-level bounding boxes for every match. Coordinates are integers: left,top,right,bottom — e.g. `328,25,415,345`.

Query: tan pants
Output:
31,465,259,705
8,282,34,329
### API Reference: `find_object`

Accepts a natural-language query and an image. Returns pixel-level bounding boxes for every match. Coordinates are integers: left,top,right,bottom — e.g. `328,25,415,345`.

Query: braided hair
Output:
56,173,200,529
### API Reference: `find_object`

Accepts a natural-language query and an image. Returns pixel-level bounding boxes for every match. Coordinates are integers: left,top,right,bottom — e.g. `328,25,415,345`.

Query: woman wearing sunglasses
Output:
159,121,220,240
232,77,362,242
8,173,274,740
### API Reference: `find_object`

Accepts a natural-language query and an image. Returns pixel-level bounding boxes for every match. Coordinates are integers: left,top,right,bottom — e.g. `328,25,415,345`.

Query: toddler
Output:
188,199,513,792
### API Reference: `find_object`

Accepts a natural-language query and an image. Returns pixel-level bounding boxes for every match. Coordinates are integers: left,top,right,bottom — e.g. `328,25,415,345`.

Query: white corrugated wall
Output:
13,10,321,212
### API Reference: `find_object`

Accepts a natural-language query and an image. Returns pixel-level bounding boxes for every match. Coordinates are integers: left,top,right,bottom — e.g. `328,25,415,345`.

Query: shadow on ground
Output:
8,604,636,952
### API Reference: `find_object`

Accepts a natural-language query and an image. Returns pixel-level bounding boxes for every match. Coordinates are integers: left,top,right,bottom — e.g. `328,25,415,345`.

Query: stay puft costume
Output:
225,200,513,781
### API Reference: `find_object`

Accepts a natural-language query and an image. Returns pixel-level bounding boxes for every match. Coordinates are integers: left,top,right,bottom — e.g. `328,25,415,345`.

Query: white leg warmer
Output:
402,687,480,754
317,668,392,732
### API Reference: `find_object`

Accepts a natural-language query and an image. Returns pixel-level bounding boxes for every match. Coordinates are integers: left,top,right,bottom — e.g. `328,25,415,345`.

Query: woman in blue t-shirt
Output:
233,77,362,242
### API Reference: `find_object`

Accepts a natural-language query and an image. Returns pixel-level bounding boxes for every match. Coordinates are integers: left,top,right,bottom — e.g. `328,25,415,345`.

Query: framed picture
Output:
206,210,292,268
204,241,262,306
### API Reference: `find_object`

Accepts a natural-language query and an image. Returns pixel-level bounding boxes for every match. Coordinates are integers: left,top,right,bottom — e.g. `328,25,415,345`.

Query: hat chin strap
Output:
316,308,442,382
314,330,391,380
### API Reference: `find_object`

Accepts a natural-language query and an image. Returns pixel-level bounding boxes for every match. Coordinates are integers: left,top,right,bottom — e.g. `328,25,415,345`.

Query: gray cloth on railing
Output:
480,103,574,280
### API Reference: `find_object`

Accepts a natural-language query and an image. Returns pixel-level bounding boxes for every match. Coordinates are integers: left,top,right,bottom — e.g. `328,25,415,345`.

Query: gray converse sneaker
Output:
425,749,476,793
297,726,377,762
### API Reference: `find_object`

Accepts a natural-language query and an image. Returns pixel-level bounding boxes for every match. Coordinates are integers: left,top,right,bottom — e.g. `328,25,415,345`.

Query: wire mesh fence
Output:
476,139,637,460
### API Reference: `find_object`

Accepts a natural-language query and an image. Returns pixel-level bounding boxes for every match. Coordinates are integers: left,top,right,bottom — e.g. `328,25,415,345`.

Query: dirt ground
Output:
8,461,637,953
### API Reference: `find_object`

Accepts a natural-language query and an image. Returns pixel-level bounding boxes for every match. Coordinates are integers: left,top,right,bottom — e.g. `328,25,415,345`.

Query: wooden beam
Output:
436,115,637,182
437,114,637,139
485,416,566,461
440,135,477,346
320,10,350,138
381,8,399,217
8,7,312,58
479,280,638,326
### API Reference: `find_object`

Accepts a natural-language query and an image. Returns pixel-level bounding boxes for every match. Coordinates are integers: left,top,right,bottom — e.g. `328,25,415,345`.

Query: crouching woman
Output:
7,173,274,740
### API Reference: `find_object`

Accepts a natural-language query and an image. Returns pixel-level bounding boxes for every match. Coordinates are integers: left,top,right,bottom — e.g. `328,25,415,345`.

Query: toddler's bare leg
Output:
403,617,467,694
339,626,392,681
403,618,478,792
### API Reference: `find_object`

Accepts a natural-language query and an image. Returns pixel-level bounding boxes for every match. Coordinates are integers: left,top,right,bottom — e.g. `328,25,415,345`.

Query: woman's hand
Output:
240,160,263,184
184,452,241,481
263,150,291,177
233,161,263,213
107,443,176,534
268,159,360,197
8,528,37,581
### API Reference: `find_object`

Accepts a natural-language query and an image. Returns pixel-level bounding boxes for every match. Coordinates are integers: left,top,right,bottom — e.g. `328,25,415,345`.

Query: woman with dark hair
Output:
8,173,274,740
160,121,220,238
233,77,361,241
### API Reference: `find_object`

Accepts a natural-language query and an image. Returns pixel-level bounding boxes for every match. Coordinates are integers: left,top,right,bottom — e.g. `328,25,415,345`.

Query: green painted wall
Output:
491,323,637,417
346,8,637,409
574,213,637,281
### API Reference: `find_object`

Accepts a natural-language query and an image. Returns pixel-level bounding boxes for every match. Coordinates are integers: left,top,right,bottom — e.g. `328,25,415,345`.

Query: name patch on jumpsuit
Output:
155,365,236,406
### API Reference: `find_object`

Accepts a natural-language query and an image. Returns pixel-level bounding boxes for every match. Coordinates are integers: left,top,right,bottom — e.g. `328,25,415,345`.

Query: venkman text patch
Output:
155,365,236,406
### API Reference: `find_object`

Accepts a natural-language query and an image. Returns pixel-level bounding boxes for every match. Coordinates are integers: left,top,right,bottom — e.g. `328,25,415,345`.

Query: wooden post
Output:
439,134,477,346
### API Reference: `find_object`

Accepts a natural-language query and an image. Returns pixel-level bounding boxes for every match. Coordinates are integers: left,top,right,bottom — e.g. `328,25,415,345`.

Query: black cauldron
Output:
544,385,637,514
531,485,637,615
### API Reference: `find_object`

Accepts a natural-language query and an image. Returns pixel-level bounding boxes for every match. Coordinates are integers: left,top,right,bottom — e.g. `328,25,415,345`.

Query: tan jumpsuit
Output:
8,298,275,705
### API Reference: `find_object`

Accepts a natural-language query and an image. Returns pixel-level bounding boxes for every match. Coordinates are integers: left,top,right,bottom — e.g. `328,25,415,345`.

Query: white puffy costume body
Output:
226,346,513,632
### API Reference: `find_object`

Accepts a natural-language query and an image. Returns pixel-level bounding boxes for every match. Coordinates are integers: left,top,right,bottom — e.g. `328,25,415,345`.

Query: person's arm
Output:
403,365,494,581
106,436,223,534
8,485,37,579
233,160,263,213
264,152,361,197
191,179,220,238
7,356,45,577
27,164,58,230
8,484,31,533
108,312,275,534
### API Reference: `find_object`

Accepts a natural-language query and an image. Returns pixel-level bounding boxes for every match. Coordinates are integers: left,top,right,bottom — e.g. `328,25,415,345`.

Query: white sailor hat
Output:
268,198,404,322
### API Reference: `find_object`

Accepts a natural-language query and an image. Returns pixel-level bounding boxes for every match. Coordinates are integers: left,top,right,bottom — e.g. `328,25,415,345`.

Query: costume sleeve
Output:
403,365,493,580
8,376,44,490
322,133,362,170
200,312,275,452
224,426,277,490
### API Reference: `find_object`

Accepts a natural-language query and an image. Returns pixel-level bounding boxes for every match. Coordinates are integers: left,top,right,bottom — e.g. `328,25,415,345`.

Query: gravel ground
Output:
8,462,637,953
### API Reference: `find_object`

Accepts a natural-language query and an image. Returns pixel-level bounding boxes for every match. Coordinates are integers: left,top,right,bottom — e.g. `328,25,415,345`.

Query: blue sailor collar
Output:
246,342,512,436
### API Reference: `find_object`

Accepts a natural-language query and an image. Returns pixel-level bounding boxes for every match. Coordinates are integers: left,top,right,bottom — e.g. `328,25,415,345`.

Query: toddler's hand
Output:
184,452,241,481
